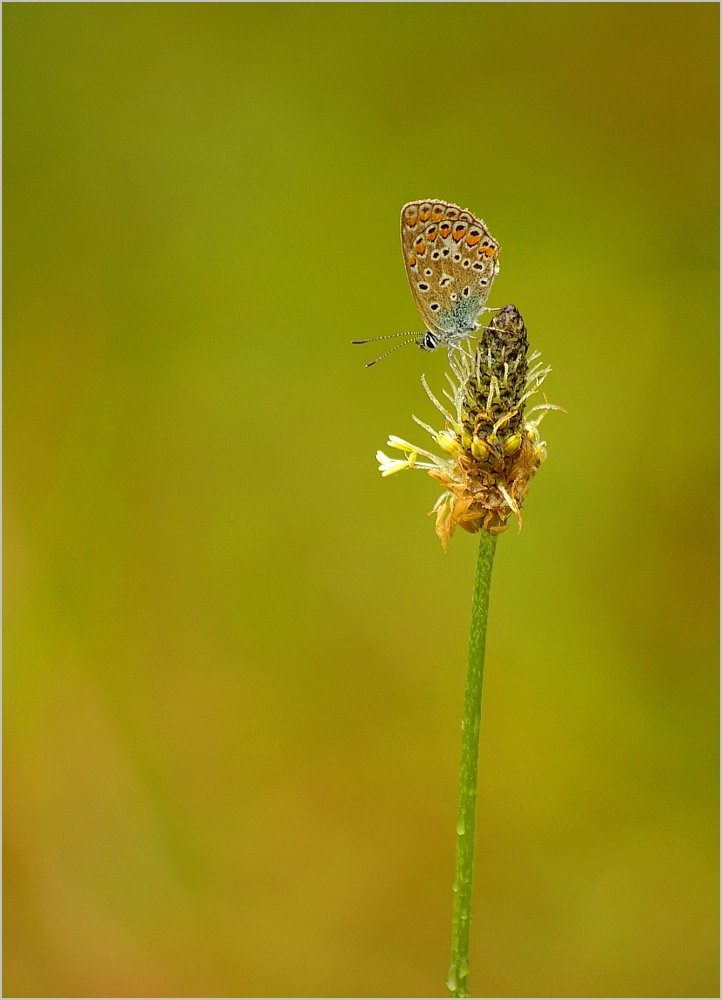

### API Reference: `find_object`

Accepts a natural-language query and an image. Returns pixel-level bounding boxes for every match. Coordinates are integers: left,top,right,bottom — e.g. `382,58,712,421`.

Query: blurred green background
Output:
3,4,718,998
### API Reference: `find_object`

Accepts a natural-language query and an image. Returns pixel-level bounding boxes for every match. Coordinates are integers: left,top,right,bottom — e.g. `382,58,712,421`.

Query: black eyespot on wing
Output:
418,282,429,291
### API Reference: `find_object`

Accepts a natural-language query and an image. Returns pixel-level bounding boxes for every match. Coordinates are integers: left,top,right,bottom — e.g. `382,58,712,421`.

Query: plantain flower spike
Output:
375,304,561,548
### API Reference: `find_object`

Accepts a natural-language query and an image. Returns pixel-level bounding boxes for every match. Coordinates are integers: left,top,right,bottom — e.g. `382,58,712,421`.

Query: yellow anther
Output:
471,436,490,461
437,431,463,456
503,433,523,456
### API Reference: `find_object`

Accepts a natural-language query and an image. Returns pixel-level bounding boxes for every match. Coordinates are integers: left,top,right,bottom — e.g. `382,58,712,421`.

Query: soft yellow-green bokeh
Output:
3,5,718,998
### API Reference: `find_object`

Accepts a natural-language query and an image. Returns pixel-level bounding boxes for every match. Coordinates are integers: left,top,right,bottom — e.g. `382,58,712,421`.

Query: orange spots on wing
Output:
425,225,438,243
465,230,482,247
413,236,428,256
408,255,417,268
478,245,498,257
431,204,444,222
403,205,419,227
439,221,452,239
452,223,468,242
419,205,432,222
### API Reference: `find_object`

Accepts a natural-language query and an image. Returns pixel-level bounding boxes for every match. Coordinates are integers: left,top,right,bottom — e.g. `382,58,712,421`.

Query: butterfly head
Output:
419,331,440,352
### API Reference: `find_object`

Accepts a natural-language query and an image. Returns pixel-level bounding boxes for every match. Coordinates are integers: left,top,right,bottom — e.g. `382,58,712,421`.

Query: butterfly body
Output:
401,199,500,350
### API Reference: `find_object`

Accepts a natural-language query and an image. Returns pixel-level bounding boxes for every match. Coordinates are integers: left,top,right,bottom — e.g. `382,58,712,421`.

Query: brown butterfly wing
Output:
400,200,500,339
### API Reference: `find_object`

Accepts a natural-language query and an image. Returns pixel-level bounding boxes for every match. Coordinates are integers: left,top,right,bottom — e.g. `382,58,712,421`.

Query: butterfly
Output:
354,200,500,366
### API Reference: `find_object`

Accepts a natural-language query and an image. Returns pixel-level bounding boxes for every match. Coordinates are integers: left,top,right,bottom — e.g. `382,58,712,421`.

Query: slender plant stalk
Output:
373,303,555,994
447,529,498,998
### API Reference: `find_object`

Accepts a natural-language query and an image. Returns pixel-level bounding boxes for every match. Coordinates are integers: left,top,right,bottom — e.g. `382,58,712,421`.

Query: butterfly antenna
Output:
362,337,422,368
352,331,423,345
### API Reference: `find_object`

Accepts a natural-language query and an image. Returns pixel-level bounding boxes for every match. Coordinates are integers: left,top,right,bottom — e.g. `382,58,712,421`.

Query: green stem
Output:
447,530,498,998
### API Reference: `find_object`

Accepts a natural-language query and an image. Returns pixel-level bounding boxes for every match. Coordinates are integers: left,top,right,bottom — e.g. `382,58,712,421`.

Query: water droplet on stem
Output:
445,963,457,991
